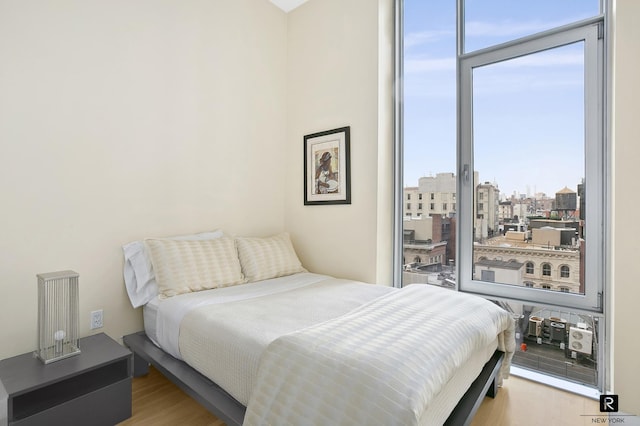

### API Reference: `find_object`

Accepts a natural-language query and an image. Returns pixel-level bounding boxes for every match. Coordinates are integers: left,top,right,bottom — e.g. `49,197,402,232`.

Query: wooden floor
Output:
118,366,600,426
470,375,600,426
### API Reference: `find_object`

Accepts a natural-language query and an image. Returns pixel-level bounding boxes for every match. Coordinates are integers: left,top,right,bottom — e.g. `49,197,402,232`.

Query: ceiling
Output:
270,0,309,13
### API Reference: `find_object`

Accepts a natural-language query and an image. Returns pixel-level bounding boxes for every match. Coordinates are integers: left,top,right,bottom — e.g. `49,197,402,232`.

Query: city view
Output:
401,174,597,387
403,172,584,294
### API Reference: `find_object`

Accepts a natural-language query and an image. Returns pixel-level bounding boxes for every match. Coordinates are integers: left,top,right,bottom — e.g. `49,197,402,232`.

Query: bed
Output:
121,231,515,426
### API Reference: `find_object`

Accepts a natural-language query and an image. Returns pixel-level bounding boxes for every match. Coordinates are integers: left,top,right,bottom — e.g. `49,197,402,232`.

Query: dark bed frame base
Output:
123,331,504,426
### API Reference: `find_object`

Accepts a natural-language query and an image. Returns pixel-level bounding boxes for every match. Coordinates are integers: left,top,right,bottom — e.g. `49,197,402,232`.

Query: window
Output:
457,5,605,312
418,203,423,210
399,0,607,391
526,262,534,274
481,270,495,282
407,203,411,210
407,193,411,200
419,193,423,200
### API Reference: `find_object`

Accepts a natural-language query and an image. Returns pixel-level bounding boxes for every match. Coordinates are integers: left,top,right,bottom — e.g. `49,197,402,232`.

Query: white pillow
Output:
145,237,246,298
122,230,224,308
235,232,306,282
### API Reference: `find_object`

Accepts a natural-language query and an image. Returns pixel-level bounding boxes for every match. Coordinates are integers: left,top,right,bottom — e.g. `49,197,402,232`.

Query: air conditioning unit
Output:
568,326,593,355
528,316,543,337
549,317,567,342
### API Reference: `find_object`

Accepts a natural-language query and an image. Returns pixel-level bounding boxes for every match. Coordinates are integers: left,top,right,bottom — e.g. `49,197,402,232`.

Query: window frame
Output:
395,0,610,395
456,15,606,312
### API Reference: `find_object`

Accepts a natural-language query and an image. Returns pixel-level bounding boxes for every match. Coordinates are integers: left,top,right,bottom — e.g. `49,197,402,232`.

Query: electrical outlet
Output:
90,309,103,329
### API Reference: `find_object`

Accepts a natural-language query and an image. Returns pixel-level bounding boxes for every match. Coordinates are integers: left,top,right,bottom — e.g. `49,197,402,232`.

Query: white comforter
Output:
177,275,392,405
243,284,515,426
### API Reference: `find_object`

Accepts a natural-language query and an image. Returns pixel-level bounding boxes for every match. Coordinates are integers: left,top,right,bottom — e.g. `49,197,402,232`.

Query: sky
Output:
403,0,600,198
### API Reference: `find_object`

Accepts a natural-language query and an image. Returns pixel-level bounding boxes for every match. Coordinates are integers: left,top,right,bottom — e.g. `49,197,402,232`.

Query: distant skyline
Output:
403,0,599,197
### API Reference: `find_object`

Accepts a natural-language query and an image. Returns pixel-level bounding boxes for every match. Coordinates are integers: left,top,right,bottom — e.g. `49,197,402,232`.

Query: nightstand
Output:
0,333,132,426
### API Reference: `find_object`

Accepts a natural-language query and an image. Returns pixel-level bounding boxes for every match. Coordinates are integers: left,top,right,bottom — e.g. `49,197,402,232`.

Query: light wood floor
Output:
118,366,600,426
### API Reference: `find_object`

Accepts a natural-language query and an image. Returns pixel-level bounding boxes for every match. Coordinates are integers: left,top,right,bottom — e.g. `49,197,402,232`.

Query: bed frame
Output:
123,331,504,426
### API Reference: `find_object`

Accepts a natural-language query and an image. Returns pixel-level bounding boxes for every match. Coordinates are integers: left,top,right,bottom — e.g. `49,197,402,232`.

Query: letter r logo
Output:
599,394,618,412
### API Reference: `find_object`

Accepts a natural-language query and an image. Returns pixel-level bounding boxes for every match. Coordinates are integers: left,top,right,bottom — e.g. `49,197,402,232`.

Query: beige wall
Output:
284,0,394,285
0,0,288,359
611,0,640,415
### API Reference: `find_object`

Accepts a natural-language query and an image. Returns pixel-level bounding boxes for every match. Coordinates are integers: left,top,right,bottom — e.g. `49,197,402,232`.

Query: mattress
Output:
424,336,498,424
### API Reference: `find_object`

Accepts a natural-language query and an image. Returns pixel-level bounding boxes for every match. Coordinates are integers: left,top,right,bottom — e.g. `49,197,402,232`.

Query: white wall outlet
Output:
90,309,103,329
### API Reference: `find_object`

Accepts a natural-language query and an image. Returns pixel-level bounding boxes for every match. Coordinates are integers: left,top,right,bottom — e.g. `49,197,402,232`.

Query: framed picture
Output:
304,126,351,205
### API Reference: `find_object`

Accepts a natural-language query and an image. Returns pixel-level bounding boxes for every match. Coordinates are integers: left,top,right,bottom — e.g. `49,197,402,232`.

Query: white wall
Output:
611,0,640,414
284,0,394,285
0,0,288,359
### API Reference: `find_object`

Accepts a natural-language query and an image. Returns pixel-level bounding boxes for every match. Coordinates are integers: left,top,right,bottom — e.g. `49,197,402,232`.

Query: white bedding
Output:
243,284,515,426
143,273,514,424
179,275,392,405
144,273,342,359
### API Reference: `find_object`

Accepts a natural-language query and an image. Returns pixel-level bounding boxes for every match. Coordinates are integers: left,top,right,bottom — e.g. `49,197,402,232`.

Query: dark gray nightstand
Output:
0,333,132,426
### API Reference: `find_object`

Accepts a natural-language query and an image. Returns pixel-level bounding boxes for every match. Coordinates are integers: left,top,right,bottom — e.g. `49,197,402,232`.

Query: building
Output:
498,200,513,224
417,172,462,218
475,181,500,241
404,214,456,266
474,258,524,285
403,186,422,218
473,231,582,293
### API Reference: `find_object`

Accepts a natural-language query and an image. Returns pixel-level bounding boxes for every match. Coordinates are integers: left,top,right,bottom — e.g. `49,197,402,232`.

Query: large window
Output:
399,0,607,391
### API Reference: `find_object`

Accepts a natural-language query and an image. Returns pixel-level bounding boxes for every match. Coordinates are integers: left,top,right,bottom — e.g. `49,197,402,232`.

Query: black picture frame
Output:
303,126,351,205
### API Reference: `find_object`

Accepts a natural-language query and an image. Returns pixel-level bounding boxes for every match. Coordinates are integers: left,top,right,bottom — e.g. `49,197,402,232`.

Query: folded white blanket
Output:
243,284,515,426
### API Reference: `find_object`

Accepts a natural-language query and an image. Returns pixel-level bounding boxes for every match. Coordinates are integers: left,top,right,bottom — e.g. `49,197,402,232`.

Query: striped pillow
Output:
235,232,306,282
145,237,245,298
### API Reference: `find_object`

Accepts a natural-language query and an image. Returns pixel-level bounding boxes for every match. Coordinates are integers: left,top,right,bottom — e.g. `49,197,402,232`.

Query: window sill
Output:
510,365,600,400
